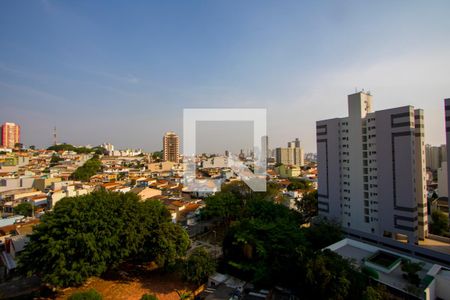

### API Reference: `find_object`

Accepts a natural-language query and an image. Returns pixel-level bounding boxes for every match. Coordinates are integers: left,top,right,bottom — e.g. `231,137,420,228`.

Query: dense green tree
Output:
48,143,93,154
302,220,343,250
151,151,163,161
68,289,102,300
304,250,352,300
14,202,33,217
50,153,63,167
296,190,318,222
223,200,306,286
364,284,402,300
287,178,311,191
401,260,423,286
202,181,282,223
202,192,243,224
92,146,108,155
18,191,189,287
430,210,449,236
182,247,216,285
71,157,102,181
29,145,36,150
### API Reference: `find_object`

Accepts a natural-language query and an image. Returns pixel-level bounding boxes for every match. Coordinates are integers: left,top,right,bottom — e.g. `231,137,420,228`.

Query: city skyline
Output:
1,1,450,152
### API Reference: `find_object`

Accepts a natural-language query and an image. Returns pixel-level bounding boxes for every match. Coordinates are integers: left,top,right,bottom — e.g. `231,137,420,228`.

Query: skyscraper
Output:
316,92,427,244
1,122,20,149
163,131,180,162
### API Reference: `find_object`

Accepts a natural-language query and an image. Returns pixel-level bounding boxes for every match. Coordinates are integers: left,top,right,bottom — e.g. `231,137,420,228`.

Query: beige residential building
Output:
275,144,304,167
163,131,180,162
1,122,20,149
130,187,162,200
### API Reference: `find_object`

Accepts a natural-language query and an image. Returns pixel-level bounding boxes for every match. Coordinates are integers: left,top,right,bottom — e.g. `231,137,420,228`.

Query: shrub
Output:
68,289,102,300
141,294,158,300
361,266,379,279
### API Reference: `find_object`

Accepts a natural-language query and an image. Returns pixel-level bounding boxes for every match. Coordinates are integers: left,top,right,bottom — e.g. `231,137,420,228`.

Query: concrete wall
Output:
316,118,341,221
375,106,418,243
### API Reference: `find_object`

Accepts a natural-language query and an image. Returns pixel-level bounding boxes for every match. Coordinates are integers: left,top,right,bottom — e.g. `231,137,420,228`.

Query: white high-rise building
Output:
316,92,427,243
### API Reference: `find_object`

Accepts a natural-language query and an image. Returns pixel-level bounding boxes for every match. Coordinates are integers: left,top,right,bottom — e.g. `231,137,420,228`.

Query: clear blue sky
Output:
1,0,450,152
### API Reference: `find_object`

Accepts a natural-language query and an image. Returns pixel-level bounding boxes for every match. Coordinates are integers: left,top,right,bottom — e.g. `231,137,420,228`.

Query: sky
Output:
1,0,450,153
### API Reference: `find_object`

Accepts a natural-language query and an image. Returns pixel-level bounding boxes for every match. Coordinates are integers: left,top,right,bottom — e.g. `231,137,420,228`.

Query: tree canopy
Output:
202,181,283,224
430,210,449,236
71,156,102,181
18,190,189,287
296,189,318,222
14,202,33,217
287,178,312,191
50,153,63,167
182,247,216,285
48,143,93,154
201,181,370,299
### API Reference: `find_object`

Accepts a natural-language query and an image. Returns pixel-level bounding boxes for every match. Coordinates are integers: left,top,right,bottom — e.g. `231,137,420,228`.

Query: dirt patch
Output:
57,267,195,300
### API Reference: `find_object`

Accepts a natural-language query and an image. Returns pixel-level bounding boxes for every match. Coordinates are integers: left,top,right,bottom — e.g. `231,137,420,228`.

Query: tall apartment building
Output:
425,144,446,171
275,139,304,167
444,98,450,222
1,122,20,149
316,92,427,244
163,131,180,162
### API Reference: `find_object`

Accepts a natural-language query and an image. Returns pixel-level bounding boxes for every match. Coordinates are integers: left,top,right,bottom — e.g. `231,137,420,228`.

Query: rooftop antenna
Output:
53,126,57,146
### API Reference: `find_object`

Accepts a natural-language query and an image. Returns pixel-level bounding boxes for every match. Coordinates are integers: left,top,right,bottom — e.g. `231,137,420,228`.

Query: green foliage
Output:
18,190,189,287
29,145,36,150
430,210,449,236
175,290,193,300
287,178,311,191
68,289,102,300
182,247,216,285
71,157,102,181
141,294,158,300
297,190,318,222
361,266,379,279
362,286,382,300
202,181,282,223
151,151,163,161
401,260,423,286
214,184,354,297
302,220,343,250
50,153,63,166
304,250,353,300
14,202,33,217
48,143,92,154
223,200,307,286
202,192,243,223
204,181,372,299
92,146,108,155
